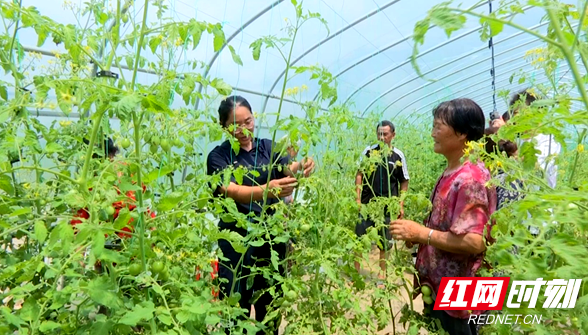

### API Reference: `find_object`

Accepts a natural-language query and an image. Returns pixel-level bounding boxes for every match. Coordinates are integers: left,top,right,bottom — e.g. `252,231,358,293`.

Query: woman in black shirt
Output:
207,96,314,334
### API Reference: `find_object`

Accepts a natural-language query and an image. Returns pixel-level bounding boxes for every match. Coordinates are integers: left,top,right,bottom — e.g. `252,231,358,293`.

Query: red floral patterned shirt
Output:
415,160,496,319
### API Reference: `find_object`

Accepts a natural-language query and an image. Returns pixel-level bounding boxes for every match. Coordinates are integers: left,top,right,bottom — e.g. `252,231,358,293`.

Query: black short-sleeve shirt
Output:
206,138,290,231
360,144,409,204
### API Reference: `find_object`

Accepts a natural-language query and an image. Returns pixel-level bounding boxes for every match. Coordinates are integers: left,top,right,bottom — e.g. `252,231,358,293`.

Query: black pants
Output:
427,305,478,335
218,238,287,334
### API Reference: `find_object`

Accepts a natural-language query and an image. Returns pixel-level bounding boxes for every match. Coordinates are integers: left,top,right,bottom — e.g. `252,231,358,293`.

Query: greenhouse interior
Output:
1,0,588,334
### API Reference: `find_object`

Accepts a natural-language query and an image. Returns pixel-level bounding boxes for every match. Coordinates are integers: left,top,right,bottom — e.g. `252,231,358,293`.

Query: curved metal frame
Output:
419,75,571,119
472,74,573,111
406,55,577,116
401,76,559,122
260,0,404,113
359,21,549,114
342,25,483,107
22,44,327,111
309,28,427,102
384,54,532,116
346,4,533,109
386,60,535,118
308,1,505,105
194,0,285,110
361,38,541,115
398,68,571,118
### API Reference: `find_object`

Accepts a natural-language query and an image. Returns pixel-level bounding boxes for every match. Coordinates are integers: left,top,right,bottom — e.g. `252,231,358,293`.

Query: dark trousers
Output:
428,307,478,335
218,239,287,334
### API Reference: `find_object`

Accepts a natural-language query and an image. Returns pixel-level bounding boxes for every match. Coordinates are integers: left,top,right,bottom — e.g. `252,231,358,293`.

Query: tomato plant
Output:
0,0,587,334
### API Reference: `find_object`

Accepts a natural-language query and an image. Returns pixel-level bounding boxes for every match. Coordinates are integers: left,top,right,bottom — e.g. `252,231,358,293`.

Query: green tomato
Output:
121,13,129,23
121,138,131,149
300,224,311,233
150,144,158,154
159,269,170,281
151,136,160,145
160,139,171,151
27,214,34,220
285,290,297,301
421,285,432,297
98,209,109,221
105,206,115,216
423,296,433,305
39,199,47,206
129,263,142,276
151,261,165,274
173,138,183,147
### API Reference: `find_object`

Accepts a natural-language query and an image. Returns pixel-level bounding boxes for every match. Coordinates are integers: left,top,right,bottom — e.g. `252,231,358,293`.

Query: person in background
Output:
489,111,506,128
207,95,315,335
390,99,496,335
355,120,409,283
484,127,523,210
71,137,155,239
508,88,561,189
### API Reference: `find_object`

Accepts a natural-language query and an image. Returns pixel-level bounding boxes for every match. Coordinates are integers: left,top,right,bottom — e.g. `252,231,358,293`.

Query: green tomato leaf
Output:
45,142,64,154
119,301,156,326
212,24,225,52
0,85,7,101
228,45,243,66
428,4,466,38
148,37,161,54
34,220,47,243
158,191,185,212
250,39,262,61
211,78,232,96
141,94,171,115
39,321,61,333
86,276,122,309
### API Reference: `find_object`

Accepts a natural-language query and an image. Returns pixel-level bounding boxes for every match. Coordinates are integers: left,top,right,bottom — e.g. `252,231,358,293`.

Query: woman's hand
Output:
268,177,298,198
390,219,426,243
300,157,315,177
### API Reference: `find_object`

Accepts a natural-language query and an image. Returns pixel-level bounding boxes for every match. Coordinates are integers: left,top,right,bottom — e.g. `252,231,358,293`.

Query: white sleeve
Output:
535,134,560,188
393,148,410,180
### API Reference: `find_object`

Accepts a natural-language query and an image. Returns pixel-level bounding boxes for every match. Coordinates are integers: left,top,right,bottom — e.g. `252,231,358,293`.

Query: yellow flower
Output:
59,120,72,127
60,92,73,103
301,84,308,91
175,38,183,47
578,144,584,153
285,88,293,96
23,183,30,189
496,161,503,168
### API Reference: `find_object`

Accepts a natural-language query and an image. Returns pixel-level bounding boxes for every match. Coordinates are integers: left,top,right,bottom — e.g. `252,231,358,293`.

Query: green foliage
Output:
1,0,588,334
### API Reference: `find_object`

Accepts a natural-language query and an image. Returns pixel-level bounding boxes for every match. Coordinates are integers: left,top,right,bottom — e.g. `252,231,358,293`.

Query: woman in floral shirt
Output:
390,98,496,335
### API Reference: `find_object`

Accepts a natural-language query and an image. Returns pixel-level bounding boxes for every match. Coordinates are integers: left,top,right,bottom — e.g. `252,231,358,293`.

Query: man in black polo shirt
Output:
355,120,409,280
